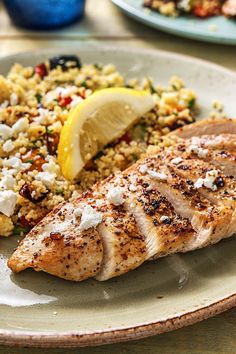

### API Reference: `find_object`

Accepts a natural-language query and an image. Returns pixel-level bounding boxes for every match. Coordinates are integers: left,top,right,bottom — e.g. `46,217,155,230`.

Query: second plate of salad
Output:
112,0,236,45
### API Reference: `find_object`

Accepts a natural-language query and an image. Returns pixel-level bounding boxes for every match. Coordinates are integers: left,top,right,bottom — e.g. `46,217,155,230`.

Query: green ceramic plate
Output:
0,47,236,348
112,0,236,45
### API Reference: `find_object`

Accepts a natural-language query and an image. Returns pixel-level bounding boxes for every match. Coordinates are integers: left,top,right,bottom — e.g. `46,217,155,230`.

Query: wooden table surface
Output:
0,1,236,353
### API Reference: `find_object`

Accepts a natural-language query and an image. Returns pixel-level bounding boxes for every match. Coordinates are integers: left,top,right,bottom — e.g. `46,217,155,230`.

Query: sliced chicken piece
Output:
166,156,236,241
169,118,236,139
94,197,147,281
207,150,236,178
189,149,236,178
98,174,160,259
140,157,232,250
102,172,195,259
8,200,103,281
173,137,236,177
127,181,195,258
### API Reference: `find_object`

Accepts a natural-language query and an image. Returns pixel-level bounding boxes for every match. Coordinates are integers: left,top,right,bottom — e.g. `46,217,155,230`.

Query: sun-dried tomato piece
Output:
19,215,32,228
19,183,48,203
45,132,60,155
22,149,46,172
19,211,47,228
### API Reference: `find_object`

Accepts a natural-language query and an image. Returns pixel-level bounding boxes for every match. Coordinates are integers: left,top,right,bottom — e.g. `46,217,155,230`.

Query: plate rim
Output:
112,0,236,45
1,294,236,347
0,46,236,347
1,45,236,79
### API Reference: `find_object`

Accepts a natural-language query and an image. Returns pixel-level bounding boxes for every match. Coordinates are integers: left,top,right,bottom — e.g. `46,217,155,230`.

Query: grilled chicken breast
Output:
8,118,236,281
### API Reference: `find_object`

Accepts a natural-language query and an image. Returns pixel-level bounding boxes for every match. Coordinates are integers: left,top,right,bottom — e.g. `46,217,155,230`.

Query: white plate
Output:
0,47,236,348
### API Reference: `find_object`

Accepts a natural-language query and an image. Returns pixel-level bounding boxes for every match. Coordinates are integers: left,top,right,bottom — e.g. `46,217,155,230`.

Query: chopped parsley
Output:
188,98,195,109
35,93,42,103
13,225,31,235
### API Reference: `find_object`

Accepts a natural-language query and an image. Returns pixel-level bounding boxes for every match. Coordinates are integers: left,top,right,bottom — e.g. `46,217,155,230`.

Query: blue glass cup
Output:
3,0,86,30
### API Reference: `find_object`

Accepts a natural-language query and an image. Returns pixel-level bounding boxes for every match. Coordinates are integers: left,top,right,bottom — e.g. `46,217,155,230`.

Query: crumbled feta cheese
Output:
177,0,191,11
194,170,219,191
129,184,137,192
0,124,12,140
3,157,21,169
148,170,168,181
48,121,62,133
95,199,104,206
2,139,14,153
74,207,82,218
56,86,78,98
206,136,223,147
188,144,208,158
3,157,30,172
42,157,60,175
70,95,83,108
35,171,56,188
160,215,170,223
76,205,102,231
0,175,15,190
10,92,18,106
12,118,29,134
198,149,208,158
1,168,15,176
107,186,124,206
171,157,183,165
34,108,50,124
0,190,17,217
39,108,49,116
44,90,58,104
139,164,148,174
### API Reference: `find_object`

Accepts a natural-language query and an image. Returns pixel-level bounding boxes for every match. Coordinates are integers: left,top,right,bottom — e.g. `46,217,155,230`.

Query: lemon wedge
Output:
58,87,155,180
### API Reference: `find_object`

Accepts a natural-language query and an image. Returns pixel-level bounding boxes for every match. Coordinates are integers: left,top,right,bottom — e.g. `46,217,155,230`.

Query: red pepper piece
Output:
193,5,210,17
35,63,48,79
59,95,73,107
